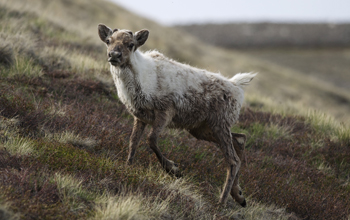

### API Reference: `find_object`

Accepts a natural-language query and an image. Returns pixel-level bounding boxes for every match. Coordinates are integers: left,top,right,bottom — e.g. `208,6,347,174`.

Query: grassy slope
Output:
239,48,350,122
0,0,349,219
240,48,350,91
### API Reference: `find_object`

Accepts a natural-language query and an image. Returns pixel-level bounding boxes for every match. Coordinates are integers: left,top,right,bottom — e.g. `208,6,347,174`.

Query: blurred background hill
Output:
175,22,350,123
176,23,350,48
176,22,350,123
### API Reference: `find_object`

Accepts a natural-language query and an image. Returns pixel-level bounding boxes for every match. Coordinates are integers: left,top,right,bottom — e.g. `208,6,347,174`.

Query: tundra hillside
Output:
0,0,349,220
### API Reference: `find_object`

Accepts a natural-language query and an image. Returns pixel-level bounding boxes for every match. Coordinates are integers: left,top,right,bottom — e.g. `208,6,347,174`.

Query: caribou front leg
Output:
127,117,146,165
147,110,182,177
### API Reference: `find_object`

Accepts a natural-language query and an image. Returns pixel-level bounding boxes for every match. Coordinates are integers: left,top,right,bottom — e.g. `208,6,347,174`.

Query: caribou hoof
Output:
240,199,247,207
166,161,182,178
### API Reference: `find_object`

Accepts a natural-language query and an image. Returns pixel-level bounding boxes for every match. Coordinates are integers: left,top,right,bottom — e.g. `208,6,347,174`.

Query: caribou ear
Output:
98,24,113,43
134,29,149,48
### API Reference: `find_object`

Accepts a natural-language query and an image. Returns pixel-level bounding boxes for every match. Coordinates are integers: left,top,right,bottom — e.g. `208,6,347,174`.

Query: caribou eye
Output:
128,43,134,50
106,39,110,44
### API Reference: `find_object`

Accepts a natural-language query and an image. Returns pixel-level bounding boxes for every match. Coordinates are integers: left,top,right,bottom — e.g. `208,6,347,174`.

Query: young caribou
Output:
98,24,257,207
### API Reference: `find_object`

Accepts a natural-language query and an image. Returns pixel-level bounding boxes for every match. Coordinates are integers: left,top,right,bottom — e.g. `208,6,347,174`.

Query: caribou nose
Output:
109,51,122,58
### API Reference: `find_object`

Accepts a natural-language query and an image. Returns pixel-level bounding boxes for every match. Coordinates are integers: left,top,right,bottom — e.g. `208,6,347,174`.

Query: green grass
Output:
0,56,42,78
232,122,291,147
305,110,350,145
245,93,350,146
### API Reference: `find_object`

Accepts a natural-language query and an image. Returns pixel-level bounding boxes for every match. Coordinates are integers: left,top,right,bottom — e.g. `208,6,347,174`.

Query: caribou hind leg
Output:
230,132,247,207
189,125,247,207
210,125,241,205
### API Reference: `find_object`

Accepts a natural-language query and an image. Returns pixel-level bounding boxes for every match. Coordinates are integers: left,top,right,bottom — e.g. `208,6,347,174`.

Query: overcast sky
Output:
111,0,350,25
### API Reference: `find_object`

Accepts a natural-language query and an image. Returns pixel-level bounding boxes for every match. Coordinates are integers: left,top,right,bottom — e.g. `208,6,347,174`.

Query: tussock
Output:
67,50,107,73
37,46,71,71
164,177,204,207
0,41,14,67
0,33,37,60
93,177,206,220
0,116,20,134
3,136,34,156
306,109,350,145
93,193,170,220
53,172,96,212
48,131,99,150
54,173,84,200
233,200,294,220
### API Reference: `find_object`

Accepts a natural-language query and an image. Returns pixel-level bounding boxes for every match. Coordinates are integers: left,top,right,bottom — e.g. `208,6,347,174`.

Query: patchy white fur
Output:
229,72,258,88
110,49,255,123
110,65,132,107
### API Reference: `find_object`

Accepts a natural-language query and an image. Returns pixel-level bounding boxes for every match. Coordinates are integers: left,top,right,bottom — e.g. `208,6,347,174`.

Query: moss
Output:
34,140,114,174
